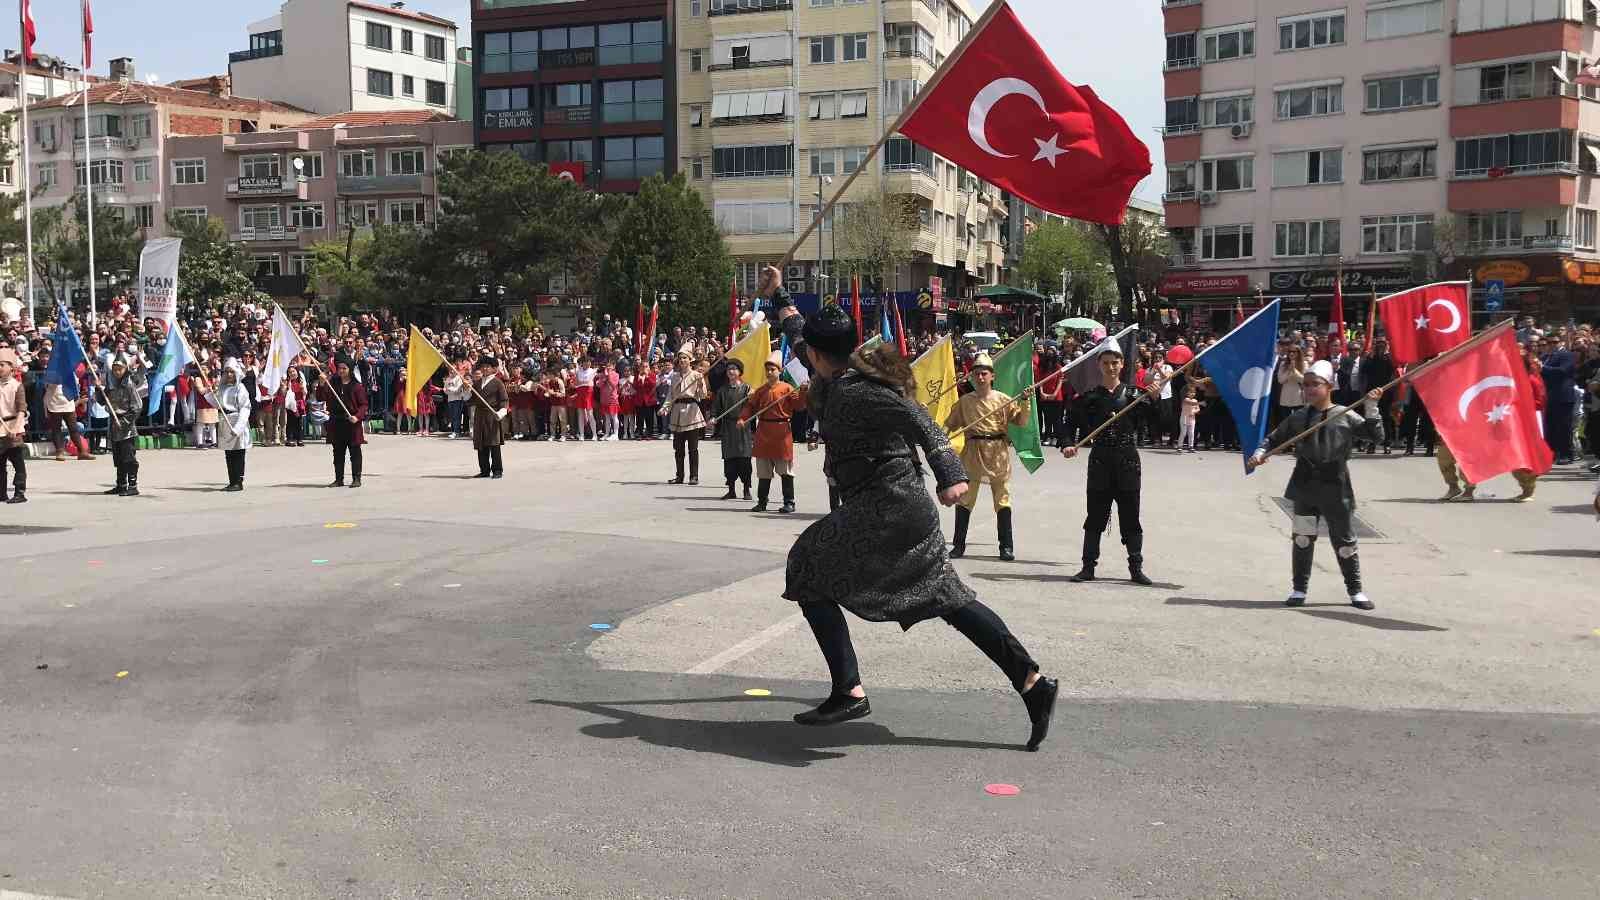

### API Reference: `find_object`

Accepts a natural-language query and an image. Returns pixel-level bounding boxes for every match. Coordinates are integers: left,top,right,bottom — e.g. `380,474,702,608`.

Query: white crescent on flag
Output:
1427,298,1462,334
1457,375,1516,421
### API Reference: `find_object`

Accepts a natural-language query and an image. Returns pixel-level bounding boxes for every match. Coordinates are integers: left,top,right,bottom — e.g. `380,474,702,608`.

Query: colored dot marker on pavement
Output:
324,522,358,529
443,583,463,589
984,783,1020,797
743,688,772,697
115,671,129,679
62,603,76,609
589,623,613,631
1593,628,1600,637
312,559,330,565
88,560,104,566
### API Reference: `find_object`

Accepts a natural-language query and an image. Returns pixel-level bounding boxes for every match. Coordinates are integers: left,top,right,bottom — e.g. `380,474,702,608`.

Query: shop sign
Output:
1158,273,1249,296
1562,259,1600,285
1475,260,1530,287
1267,268,1411,294
481,110,536,130
540,47,595,69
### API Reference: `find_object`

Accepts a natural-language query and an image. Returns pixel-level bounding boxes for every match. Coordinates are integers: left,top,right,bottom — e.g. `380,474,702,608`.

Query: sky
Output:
22,0,1163,198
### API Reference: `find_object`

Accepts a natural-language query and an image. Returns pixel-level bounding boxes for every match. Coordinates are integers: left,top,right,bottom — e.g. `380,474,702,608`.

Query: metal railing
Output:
1160,122,1200,135
1453,161,1579,178
1164,57,1199,71
709,0,792,15
1162,190,1197,202
229,45,284,64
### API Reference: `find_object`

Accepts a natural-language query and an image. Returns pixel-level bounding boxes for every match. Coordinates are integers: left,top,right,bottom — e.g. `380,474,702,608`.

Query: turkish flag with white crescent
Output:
1376,281,1471,364
1408,329,1553,484
897,3,1151,226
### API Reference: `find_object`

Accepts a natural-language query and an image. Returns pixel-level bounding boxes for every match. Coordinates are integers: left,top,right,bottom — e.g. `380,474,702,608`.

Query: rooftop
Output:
298,110,456,128
349,0,455,29
28,80,307,114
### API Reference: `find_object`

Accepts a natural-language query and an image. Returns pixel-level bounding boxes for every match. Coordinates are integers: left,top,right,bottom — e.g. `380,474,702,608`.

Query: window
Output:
689,104,704,127
1200,93,1252,127
240,154,281,180
402,75,415,97
426,80,446,106
884,22,936,61
843,33,869,61
1454,130,1573,176
32,121,56,147
240,204,281,231
715,201,794,234
340,150,377,178
367,68,394,97
545,139,593,164
1165,97,1199,132
132,205,155,228
74,159,125,186
401,30,414,53
603,78,665,123
1202,26,1254,62
1360,214,1433,253
1200,156,1253,191
172,207,207,228
252,254,282,277
1200,224,1253,260
36,163,55,188
389,149,425,175
484,87,531,114
132,158,153,183
712,143,794,178
1578,209,1597,250
544,82,592,107
293,153,324,179
1364,73,1437,111
691,0,702,15
810,147,870,176
841,146,868,173
289,253,315,275
712,89,791,121
809,93,837,120
1279,11,1345,50
1366,0,1441,40
482,31,537,73
884,137,933,172
1166,32,1198,68
1465,210,1522,248
840,91,867,117
810,35,836,64
1363,145,1435,181
1274,219,1341,257
1477,62,1535,102
602,136,664,180
691,157,704,179
884,79,921,115
689,49,703,71
1272,148,1341,186
338,201,379,227
713,34,789,68
288,202,324,229
366,22,393,51
128,114,152,139
387,200,428,226
598,20,663,65
74,114,121,139
1275,83,1342,119
426,34,447,61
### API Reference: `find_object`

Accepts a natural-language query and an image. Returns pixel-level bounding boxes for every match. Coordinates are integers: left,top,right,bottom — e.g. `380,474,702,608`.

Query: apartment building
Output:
676,0,1008,302
1160,0,1600,325
471,0,672,193
25,59,314,238
164,111,473,303
231,0,460,117
0,53,89,198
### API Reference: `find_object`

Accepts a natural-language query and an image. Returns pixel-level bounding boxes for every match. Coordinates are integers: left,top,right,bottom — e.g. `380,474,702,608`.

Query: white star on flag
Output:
1032,133,1068,167
1484,402,1513,424
1414,313,1430,329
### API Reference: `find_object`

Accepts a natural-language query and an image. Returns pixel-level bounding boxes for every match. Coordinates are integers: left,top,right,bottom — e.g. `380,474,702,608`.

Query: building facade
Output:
230,0,460,117
1160,0,1600,326
471,0,673,193
0,54,89,198
164,112,473,302
675,0,1007,300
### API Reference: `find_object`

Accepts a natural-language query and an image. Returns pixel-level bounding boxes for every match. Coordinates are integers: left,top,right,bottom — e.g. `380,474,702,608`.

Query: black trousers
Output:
1545,403,1576,460
111,438,138,484
1291,498,1361,594
673,430,700,479
1399,401,1435,452
799,599,1038,695
285,413,303,444
333,442,363,481
723,456,752,488
1,444,25,493
224,449,246,485
1083,486,1143,565
477,444,503,476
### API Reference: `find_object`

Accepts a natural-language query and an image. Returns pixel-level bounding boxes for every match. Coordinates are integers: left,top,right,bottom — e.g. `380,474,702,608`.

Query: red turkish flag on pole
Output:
1376,281,1471,365
727,278,739,346
897,3,1151,225
21,0,37,64
851,274,863,346
1408,328,1553,484
1329,276,1346,354
82,0,94,68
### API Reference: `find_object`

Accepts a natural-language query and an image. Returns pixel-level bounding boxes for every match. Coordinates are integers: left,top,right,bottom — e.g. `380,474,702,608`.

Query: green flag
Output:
992,332,1044,474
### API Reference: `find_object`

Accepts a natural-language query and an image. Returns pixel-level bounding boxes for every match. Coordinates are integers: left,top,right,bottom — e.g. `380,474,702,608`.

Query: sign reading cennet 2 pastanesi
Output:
138,237,182,327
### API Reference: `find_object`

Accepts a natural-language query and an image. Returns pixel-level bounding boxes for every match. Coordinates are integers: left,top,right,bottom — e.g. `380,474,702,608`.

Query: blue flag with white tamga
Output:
146,322,197,416
43,302,88,401
1196,299,1281,474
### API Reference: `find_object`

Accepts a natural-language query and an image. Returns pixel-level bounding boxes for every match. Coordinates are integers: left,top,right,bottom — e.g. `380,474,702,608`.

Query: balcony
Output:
229,44,284,64
336,173,424,194
1168,252,1200,269
707,57,792,72
1162,190,1197,203
235,226,300,242
885,165,937,201
1163,57,1199,71
884,48,936,66
1465,235,1574,254
226,176,307,199
1163,0,1202,6
254,273,311,297
75,182,126,195
1160,122,1200,136
709,0,791,16
74,136,144,156
1452,161,1579,179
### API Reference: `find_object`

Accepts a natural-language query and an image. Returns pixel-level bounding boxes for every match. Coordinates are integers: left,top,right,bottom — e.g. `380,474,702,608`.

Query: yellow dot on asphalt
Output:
115,671,129,679
1593,629,1600,637
1073,630,1088,637
743,688,772,697
324,522,358,529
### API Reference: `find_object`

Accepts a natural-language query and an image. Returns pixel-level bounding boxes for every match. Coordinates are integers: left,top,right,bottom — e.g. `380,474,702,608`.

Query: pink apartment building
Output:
164,111,473,303
1162,0,1600,328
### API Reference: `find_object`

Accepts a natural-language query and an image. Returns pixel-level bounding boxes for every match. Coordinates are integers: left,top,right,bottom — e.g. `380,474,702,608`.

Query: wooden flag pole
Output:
1251,319,1514,465
1067,356,1198,450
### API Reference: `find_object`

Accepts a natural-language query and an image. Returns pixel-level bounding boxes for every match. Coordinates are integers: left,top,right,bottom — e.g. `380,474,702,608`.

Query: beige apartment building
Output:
675,0,1007,302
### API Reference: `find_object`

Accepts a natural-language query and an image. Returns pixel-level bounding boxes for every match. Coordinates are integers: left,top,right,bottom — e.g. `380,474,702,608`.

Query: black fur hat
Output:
801,303,854,357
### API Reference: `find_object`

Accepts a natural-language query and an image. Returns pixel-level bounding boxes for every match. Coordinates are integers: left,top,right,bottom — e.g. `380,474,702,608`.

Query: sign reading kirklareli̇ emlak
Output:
138,237,182,326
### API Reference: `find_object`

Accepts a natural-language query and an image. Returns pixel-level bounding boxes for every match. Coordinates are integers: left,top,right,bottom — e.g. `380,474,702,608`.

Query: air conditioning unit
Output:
786,280,806,293
1229,122,1251,139
1198,191,1218,206
784,264,804,280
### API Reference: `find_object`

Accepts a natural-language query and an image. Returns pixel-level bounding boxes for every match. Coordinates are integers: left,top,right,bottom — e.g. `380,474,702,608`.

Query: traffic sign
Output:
1484,279,1504,312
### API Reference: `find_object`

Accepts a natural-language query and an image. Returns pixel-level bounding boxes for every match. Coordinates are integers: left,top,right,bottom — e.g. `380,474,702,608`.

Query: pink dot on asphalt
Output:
984,783,1020,797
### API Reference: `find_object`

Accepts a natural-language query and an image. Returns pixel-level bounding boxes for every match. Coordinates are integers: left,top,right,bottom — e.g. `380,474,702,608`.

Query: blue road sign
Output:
1484,280,1504,312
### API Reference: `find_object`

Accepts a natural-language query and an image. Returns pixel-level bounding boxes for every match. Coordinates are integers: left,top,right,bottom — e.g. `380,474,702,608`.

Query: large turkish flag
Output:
1376,281,1471,364
897,4,1150,226
1408,328,1553,484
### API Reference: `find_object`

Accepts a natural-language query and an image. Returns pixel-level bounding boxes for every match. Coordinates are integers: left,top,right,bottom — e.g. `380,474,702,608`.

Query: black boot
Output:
720,483,737,500
779,475,795,514
1073,525,1102,581
7,490,25,503
997,507,1015,561
950,505,971,558
742,482,752,501
793,692,871,726
1070,565,1096,582
1023,676,1059,752
750,478,770,512
105,471,127,495
1289,537,1315,605
123,469,139,497
1126,534,1151,585
1335,544,1371,609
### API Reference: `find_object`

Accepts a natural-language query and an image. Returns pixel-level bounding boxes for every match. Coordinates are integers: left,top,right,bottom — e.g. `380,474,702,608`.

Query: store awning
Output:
974,284,1052,304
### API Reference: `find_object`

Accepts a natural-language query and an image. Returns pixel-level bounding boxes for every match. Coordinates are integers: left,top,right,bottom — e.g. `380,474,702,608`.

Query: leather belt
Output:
969,433,1006,440
759,417,791,424
672,398,699,405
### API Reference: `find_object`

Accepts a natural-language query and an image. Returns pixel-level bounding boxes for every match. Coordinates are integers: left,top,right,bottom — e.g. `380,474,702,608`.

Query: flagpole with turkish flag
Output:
1374,281,1472,365
1408,326,1554,484
1329,262,1346,355
727,277,739,346
644,298,659,358
892,297,908,357
81,0,99,326
19,0,38,322
634,296,644,356
851,274,863,346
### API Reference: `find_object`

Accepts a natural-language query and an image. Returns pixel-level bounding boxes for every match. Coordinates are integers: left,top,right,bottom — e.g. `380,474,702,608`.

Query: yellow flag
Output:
404,324,447,416
725,321,770,387
910,335,964,456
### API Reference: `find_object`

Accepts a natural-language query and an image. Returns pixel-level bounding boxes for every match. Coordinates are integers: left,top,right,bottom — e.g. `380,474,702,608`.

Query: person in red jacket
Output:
317,356,368,487
277,367,308,447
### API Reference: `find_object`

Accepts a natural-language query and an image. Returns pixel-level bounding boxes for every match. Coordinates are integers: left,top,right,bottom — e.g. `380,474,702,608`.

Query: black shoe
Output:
349,478,362,488
1128,564,1153,586
123,486,139,497
491,473,502,479
793,693,871,726
328,479,344,488
750,503,768,513
667,476,684,485
689,477,699,485
1023,676,1059,752
779,502,795,514
742,487,753,501
6,492,25,504
104,485,126,496
474,472,491,478
224,483,243,492
999,546,1015,562
1070,566,1096,583
949,544,965,559
720,487,737,500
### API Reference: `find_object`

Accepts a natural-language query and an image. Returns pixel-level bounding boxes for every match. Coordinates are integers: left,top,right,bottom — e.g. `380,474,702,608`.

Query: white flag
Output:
261,304,306,394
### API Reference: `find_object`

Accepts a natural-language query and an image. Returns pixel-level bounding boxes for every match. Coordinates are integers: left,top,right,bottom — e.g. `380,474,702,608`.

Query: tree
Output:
1413,212,1466,282
1017,219,1115,313
1096,216,1171,324
29,193,141,308
166,212,264,306
309,224,451,316
595,172,732,330
832,191,919,294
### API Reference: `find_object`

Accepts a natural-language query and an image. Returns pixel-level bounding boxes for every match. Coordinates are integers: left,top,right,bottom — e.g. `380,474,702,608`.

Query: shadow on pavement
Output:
530,695,1021,767
975,572,1183,590
1548,505,1596,515
611,480,670,486
1165,596,1448,632
1512,548,1600,559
